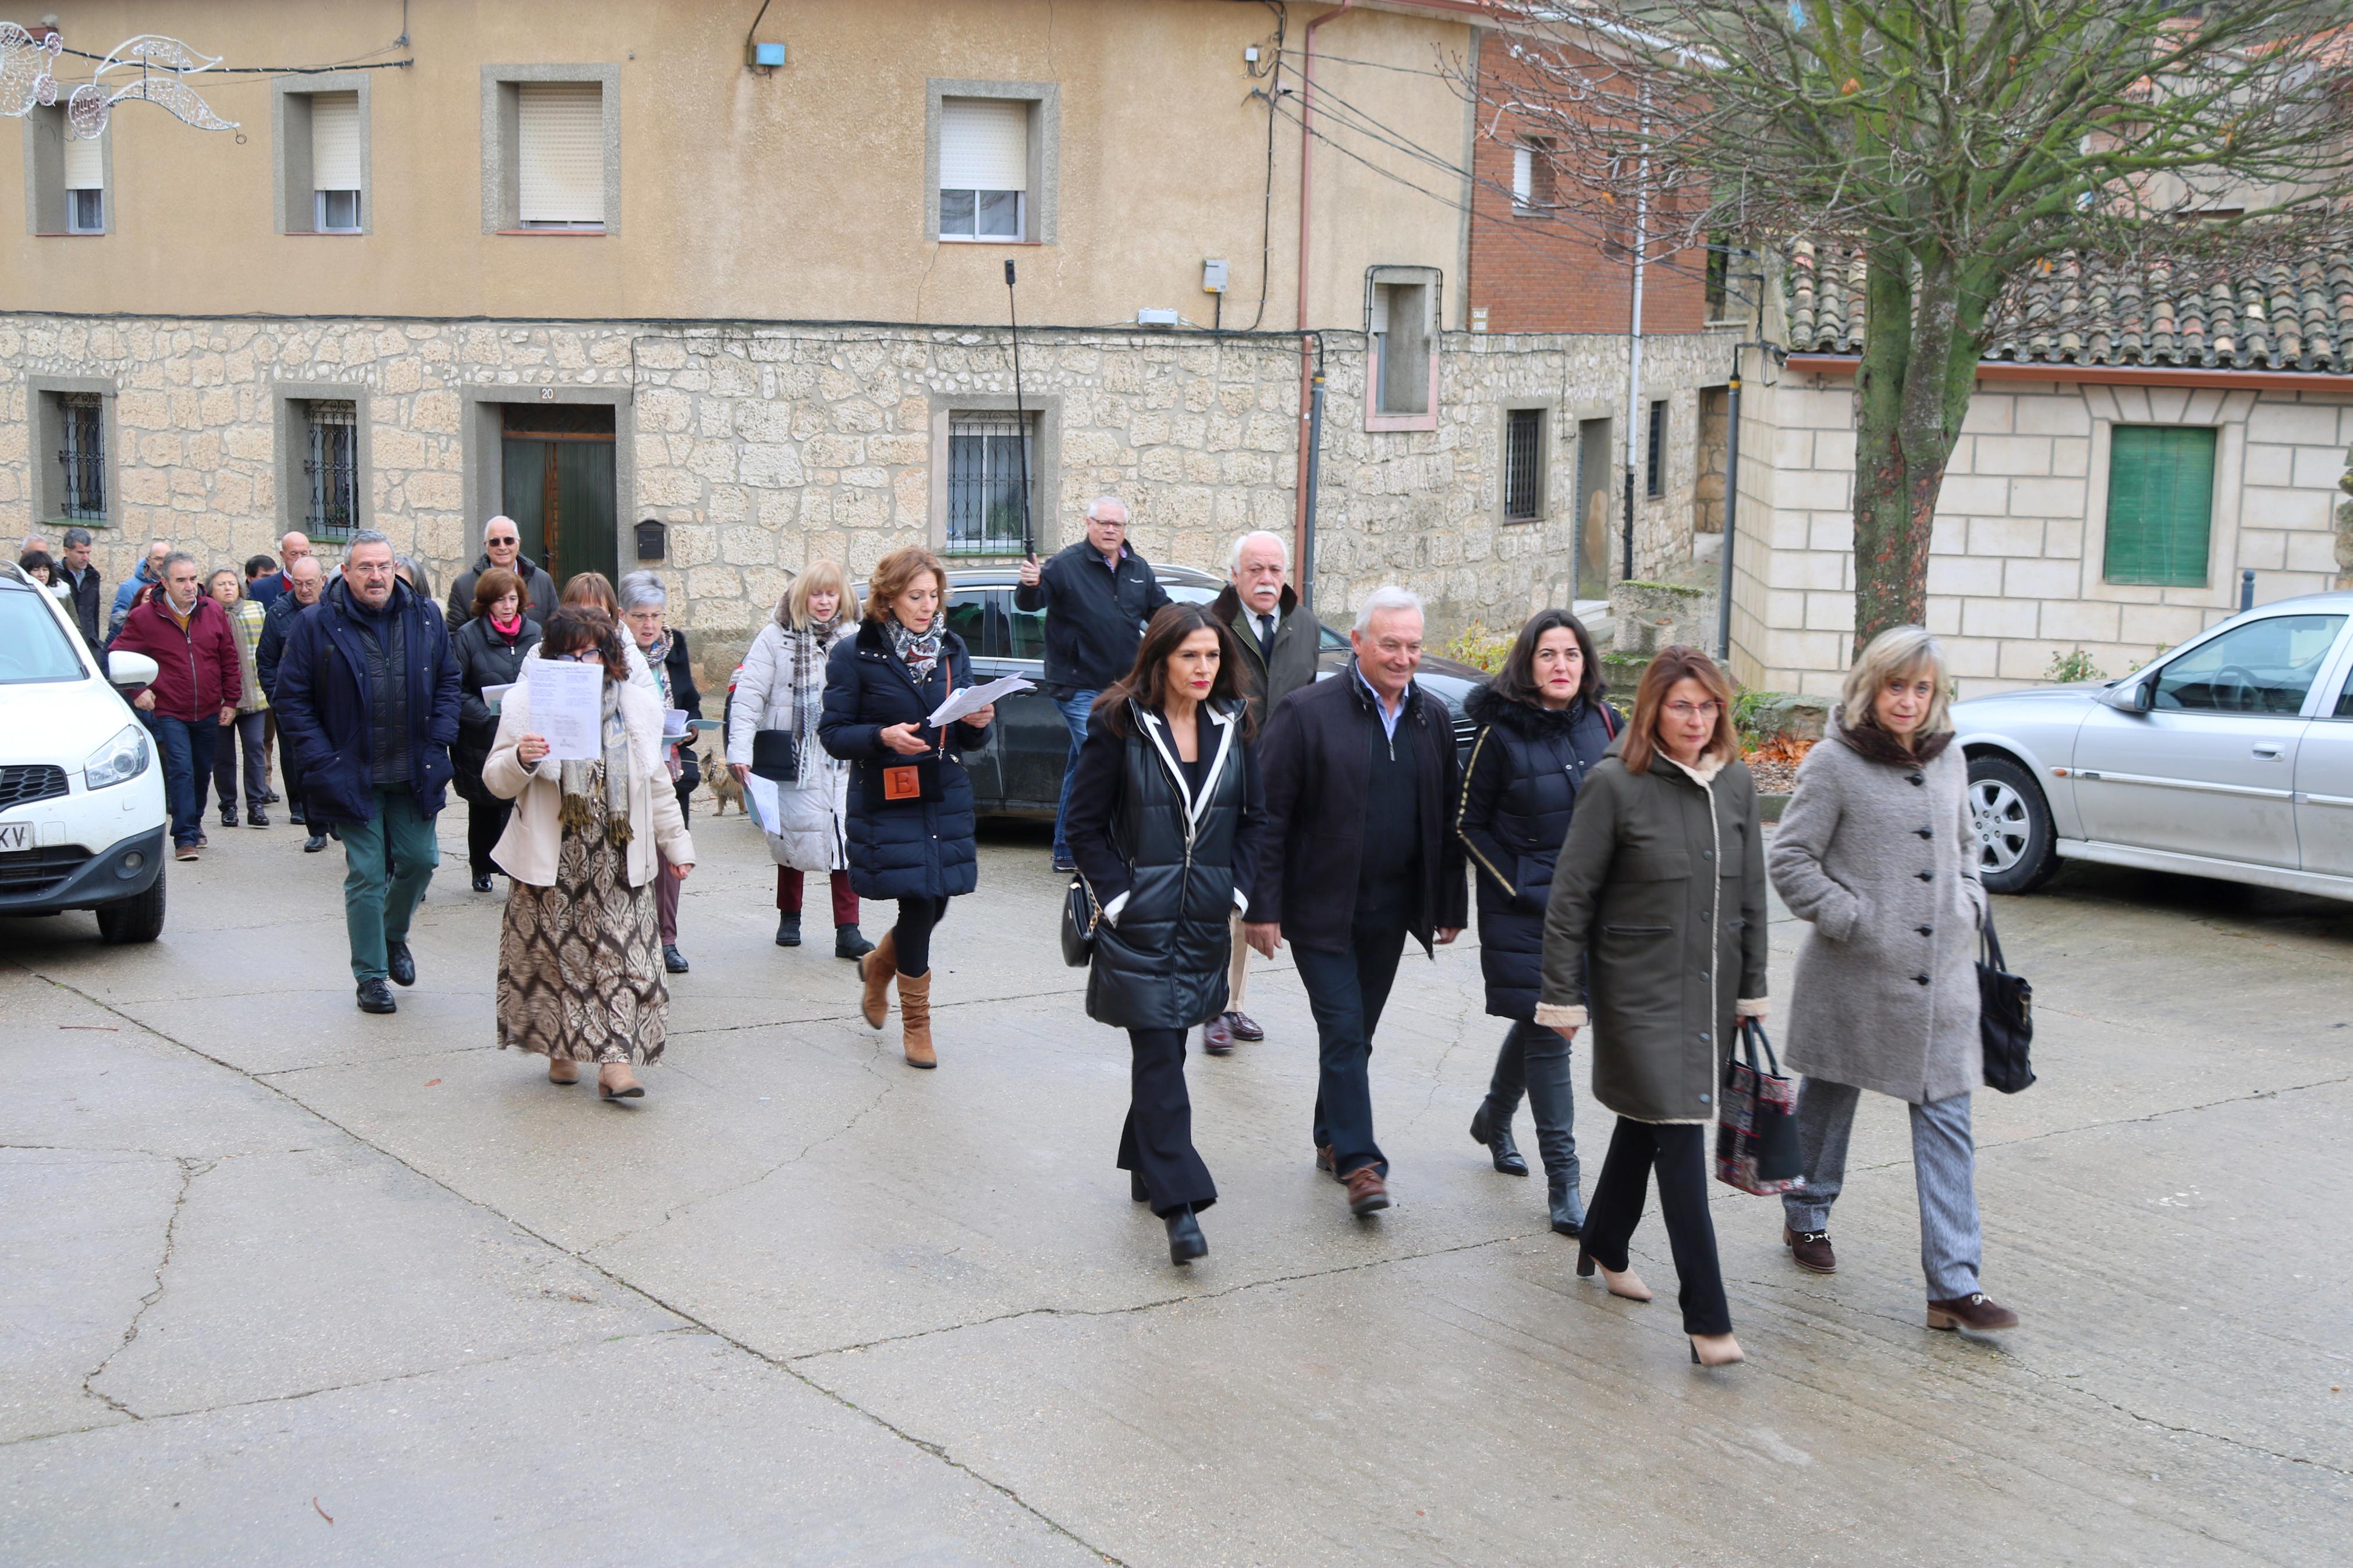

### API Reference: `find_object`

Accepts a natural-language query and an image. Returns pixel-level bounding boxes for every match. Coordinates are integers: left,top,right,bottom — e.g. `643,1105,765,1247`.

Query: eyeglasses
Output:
1665,701,1722,720
552,651,601,663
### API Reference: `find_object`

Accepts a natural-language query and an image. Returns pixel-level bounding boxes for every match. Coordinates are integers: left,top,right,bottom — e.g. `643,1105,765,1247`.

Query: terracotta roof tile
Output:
1785,241,2353,374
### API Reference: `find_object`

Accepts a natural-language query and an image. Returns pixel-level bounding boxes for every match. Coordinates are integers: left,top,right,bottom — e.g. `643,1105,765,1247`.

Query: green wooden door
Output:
501,436,617,589
2103,425,2216,587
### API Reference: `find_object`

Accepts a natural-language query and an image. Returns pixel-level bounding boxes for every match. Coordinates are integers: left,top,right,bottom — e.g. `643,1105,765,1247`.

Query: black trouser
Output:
276,723,309,823
1291,913,1409,1178
1580,1117,1731,1336
467,795,513,879
211,710,269,815
893,895,948,976
1120,1026,1217,1217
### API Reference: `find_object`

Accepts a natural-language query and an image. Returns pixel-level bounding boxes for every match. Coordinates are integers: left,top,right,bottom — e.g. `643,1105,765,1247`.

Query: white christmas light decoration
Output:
0,23,63,116
66,34,237,135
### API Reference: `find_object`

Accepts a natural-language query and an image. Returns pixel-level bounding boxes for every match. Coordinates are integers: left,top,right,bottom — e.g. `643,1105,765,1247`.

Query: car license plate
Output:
0,822,29,852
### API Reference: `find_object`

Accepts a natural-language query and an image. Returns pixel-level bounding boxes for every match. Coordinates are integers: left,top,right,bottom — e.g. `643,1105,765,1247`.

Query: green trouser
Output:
342,785,441,983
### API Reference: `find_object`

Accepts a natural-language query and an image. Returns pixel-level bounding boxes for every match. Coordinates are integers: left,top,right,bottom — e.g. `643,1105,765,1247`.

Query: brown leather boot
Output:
898,970,935,1069
1926,1293,2020,1332
858,930,897,1030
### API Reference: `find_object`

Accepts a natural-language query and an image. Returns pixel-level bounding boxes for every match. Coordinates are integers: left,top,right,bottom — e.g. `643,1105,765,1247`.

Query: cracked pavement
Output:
2,808,2348,1565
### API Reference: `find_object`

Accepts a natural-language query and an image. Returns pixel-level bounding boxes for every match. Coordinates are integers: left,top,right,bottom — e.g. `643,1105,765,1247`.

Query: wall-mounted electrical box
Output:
1202,259,1229,294
1244,45,1261,65
1136,308,1181,328
747,41,786,70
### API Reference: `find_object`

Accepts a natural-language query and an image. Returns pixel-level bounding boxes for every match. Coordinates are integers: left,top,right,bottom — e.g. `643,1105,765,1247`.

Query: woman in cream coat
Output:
727,562,869,959
487,606,695,1101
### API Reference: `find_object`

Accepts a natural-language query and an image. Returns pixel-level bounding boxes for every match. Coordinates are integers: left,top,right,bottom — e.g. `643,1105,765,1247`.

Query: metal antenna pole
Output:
1006,259,1034,562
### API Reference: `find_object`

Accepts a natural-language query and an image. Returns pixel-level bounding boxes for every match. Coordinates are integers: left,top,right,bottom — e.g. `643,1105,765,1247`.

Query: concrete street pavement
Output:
3,801,2348,1566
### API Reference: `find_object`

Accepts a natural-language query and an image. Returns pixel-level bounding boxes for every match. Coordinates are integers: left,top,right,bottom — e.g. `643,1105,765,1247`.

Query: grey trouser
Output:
1783,1078,1982,1300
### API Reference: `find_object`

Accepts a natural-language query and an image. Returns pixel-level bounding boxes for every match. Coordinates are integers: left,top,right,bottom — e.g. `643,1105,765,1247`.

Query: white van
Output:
0,562,171,941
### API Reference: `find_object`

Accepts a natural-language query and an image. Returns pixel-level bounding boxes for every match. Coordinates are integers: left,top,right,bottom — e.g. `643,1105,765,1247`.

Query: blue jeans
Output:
339,785,441,983
144,713,219,848
1291,916,1409,1178
1050,688,1099,865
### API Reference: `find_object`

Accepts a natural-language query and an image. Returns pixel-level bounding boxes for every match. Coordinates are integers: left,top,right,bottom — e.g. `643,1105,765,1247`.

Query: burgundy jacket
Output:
112,591,243,722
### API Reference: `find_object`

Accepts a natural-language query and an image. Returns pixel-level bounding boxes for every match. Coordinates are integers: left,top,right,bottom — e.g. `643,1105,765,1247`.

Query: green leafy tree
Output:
1482,0,2352,648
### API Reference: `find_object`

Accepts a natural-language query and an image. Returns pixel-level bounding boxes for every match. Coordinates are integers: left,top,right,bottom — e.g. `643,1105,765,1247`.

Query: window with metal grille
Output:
1645,399,1668,497
56,394,105,520
1503,408,1544,521
304,401,359,539
945,412,1034,556
2103,425,2216,587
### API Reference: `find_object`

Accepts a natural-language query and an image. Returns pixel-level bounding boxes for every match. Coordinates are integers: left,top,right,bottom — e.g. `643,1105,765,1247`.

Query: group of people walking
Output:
61,499,2017,1362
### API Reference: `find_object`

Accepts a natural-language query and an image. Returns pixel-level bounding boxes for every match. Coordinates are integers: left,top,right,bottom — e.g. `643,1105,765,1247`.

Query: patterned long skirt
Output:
497,820,669,1066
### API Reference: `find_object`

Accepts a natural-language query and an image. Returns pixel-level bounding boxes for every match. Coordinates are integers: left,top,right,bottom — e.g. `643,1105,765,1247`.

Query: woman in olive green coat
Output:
1536,645,1768,1367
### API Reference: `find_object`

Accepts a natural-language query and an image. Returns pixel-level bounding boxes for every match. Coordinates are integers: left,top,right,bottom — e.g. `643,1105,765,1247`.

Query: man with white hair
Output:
1015,495,1171,871
445,515,559,634
249,530,314,607
1199,529,1320,1053
1243,585,1467,1219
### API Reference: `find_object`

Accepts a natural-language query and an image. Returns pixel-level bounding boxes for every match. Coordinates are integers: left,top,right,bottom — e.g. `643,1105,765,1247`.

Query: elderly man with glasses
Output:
446,515,560,633
274,531,463,1015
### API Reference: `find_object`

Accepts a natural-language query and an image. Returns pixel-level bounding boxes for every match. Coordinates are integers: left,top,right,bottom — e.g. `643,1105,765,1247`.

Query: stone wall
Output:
1729,362,2353,698
3,312,1736,680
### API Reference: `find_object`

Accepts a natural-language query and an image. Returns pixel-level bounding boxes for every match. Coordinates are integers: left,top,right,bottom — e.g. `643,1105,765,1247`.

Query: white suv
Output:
0,562,170,941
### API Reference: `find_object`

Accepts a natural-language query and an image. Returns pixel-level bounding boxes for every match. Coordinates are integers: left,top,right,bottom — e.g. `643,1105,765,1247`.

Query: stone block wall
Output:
1729,364,2353,698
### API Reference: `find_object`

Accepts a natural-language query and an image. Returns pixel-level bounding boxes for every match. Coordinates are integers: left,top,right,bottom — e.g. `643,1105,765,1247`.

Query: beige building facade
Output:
6,0,1738,672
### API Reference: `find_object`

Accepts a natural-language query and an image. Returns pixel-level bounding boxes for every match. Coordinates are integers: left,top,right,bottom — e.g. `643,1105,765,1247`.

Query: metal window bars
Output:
304,400,358,538
945,411,1034,556
1504,408,1542,521
56,393,106,520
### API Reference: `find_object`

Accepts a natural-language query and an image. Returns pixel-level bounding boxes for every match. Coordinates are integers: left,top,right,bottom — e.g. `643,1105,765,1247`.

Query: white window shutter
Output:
62,131,102,191
939,98,1027,191
311,93,361,190
1512,145,1532,207
517,82,605,224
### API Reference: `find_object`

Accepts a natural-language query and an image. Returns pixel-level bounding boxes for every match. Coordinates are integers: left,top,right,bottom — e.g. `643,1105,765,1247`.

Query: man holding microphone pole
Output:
1010,262,1173,872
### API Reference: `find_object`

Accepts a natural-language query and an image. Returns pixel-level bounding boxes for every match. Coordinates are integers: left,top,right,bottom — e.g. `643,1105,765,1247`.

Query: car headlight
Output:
85,724,151,791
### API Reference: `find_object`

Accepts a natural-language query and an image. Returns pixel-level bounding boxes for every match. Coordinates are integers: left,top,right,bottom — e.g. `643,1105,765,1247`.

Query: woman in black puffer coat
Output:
1064,603,1264,1267
449,567,541,891
818,547,996,1071
1456,609,1616,1236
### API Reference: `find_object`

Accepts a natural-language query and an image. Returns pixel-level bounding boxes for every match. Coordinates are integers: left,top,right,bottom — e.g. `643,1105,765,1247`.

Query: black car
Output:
923,564,1485,819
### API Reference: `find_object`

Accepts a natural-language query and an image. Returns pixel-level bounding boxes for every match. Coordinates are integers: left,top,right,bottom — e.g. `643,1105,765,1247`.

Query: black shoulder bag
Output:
748,632,801,783
1978,901,2036,1094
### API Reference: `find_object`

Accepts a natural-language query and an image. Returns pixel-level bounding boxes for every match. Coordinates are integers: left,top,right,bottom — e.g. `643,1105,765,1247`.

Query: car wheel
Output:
95,868,166,945
1967,754,2059,895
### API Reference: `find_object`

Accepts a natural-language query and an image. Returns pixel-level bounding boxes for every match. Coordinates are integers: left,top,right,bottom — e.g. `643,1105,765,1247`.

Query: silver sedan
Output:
1953,590,2353,899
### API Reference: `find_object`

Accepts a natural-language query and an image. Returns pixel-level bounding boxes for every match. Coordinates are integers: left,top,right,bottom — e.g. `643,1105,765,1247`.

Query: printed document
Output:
526,661,605,762
928,674,1032,728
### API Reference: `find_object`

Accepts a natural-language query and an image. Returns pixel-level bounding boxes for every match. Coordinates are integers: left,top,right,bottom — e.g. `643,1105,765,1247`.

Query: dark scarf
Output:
885,615,943,684
1832,703,1953,767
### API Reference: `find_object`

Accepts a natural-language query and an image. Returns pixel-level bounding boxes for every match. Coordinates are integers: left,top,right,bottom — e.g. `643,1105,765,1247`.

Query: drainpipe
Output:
1301,337,1326,616
1620,80,1651,586
1716,362,1742,660
1294,0,1355,603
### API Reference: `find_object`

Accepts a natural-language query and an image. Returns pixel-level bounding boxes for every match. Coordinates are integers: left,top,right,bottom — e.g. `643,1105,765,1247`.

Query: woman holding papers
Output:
620,571,702,977
726,561,873,961
485,607,695,1101
1062,603,1265,1266
818,546,996,1070
517,572,661,695
450,568,541,893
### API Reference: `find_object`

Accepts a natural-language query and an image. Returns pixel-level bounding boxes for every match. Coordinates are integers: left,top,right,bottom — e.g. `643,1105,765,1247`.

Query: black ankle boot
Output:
1548,1168,1585,1238
1164,1206,1207,1264
1130,1168,1149,1203
775,912,801,947
835,924,874,961
1469,1101,1529,1176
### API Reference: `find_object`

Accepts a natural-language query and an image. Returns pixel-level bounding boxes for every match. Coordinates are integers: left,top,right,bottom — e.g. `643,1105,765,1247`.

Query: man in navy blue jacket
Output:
273,531,462,1015
1013,496,1170,870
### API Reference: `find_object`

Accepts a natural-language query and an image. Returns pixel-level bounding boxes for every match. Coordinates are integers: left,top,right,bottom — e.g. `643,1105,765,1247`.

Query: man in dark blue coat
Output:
272,530,462,1015
1014,496,1170,871
257,555,329,848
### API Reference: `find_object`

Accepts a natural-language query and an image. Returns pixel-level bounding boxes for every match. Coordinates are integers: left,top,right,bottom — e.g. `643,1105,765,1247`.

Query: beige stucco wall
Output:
1728,363,2353,698
3,0,1468,332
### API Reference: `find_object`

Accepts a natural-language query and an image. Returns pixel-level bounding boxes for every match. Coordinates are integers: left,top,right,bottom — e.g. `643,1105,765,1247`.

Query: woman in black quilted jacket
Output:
1064,603,1265,1268
1456,610,1616,1237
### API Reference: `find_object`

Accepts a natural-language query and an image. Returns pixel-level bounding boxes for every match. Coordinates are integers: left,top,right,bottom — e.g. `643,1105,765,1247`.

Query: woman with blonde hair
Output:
1768,625,2016,1334
1538,645,1768,1367
818,546,997,1069
728,561,873,958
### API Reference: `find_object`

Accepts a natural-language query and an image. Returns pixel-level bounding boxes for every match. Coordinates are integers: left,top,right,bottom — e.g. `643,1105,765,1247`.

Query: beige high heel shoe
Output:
1575,1250,1653,1302
1690,1333,1745,1367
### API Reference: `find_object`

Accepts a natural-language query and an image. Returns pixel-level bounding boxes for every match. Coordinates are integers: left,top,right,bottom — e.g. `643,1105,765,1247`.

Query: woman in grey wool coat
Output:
1767,625,2019,1334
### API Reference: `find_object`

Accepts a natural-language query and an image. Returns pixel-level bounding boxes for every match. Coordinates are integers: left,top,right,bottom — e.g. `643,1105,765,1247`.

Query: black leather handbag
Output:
1977,904,2036,1094
750,727,798,782
1059,875,1099,968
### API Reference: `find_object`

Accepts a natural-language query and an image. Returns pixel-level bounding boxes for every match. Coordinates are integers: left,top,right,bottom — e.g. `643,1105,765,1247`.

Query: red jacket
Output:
112,591,242,722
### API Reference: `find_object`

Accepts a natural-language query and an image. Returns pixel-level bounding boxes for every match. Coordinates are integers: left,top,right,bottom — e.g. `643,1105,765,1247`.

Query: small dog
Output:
703,749,746,817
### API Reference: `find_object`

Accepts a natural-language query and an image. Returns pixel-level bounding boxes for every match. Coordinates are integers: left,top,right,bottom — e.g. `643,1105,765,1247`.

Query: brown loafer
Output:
1784,1224,1837,1275
1203,1014,1234,1056
1926,1293,2019,1332
1225,1010,1264,1042
1314,1143,1338,1180
1343,1165,1390,1215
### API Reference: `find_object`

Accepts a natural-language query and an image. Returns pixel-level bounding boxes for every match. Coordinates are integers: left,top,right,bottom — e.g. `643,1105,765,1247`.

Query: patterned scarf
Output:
885,614,942,684
792,616,843,744
642,630,684,782
557,678,634,849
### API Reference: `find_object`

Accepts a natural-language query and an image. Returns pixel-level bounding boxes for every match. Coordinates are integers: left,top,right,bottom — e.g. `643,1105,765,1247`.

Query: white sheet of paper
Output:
662,707,690,742
928,673,1032,728
481,681,514,714
745,774,782,830
526,661,605,762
